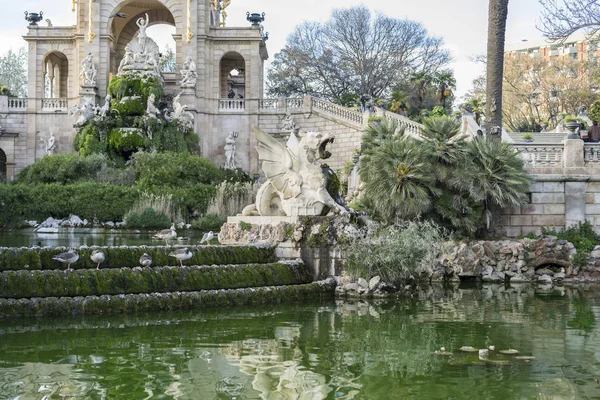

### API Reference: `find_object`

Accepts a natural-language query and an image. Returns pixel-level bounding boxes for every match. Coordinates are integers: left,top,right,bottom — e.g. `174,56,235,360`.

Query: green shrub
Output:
205,181,258,218
131,151,226,188
125,192,182,223
192,213,226,232
16,154,107,185
590,99,600,124
108,72,163,117
344,221,447,285
542,221,600,267
0,183,139,226
94,165,136,186
162,185,217,219
108,128,149,154
518,232,538,240
124,207,171,230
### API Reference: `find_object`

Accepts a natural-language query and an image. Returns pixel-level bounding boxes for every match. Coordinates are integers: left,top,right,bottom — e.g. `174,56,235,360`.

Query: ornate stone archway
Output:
220,52,246,98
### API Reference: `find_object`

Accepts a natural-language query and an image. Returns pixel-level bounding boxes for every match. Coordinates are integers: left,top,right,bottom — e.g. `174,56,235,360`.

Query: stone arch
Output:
43,52,69,98
0,148,6,182
104,0,182,36
106,1,178,76
219,52,246,99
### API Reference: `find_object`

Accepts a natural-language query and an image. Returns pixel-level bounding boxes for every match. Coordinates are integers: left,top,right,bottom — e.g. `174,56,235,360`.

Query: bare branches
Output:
538,0,600,42
266,6,451,103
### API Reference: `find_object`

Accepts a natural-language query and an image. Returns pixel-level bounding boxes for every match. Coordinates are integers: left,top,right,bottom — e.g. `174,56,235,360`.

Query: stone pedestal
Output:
79,85,99,105
562,139,585,174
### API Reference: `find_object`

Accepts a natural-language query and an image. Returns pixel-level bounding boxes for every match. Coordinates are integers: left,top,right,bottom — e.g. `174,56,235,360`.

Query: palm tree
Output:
466,97,486,125
360,136,440,223
486,0,510,131
389,90,411,115
410,71,434,111
433,71,456,109
450,137,530,234
419,117,466,183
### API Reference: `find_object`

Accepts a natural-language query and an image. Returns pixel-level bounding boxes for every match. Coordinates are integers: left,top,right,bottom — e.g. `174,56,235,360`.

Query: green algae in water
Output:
0,285,597,399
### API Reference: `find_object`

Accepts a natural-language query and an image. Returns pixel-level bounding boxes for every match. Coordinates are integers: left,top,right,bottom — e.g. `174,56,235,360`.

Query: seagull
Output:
52,249,79,272
169,248,193,267
90,249,105,270
140,253,152,267
109,12,128,19
153,224,177,246
200,231,214,246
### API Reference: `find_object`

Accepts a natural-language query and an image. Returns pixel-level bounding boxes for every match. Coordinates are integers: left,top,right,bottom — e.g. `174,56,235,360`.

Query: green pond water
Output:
0,230,203,248
1,285,599,399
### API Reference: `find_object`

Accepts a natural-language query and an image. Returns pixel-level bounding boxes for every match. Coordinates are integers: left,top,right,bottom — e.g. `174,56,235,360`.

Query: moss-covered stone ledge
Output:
0,245,277,271
0,261,312,299
0,279,337,318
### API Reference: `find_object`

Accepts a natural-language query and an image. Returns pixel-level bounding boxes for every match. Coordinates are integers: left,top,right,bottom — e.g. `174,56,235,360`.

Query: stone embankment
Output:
0,245,335,318
336,235,600,297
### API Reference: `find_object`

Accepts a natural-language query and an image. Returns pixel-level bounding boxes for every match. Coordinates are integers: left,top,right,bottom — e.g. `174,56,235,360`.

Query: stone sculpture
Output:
146,93,160,118
180,57,197,87
80,53,97,86
95,94,112,118
69,101,95,127
41,132,56,155
224,131,239,169
281,111,300,135
242,127,347,216
117,14,162,78
0,126,5,136
165,94,195,132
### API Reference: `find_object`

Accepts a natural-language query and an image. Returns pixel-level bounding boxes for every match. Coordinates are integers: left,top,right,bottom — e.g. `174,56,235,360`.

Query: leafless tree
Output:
266,6,451,103
538,0,600,42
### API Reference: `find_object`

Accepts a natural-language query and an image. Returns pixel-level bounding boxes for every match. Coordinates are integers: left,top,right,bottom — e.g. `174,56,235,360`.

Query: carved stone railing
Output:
584,143,600,167
383,112,424,138
285,98,304,109
219,99,245,111
42,98,68,109
8,98,27,109
312,97,364,126
258,99,279,110
512,144,564,169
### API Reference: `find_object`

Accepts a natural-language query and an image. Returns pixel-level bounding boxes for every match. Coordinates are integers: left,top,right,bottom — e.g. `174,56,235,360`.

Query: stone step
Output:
0,261,312,299
0,279,336,318
0,245,277,272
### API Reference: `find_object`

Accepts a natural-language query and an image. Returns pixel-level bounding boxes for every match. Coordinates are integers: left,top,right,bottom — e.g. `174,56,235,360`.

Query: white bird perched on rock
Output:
169,248,193,267
90,249,105,270
52,249,79,272
200,231,214,245
153,224,177,246
139,253,152,267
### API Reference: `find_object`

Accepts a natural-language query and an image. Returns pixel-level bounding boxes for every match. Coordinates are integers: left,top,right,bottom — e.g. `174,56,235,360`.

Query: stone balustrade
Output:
312,97,364,126
512,143,564,169
7,98,27,110
41,98,68,110
258,99,279,110
219,99,245,111
285,98,304,109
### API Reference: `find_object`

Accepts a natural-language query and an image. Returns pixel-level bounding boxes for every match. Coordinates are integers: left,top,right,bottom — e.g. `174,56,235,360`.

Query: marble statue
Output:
242,127,347,217
224,131,239,169
281,111,300,134
146,93,160,118
118,48,134,75
180,57,197,87
70,101,95,127
41,132,56,156
136,13,150,55
80,53,97,86
209,0,222,26
0,125,5,136
164,93,194,132
95,94,112,118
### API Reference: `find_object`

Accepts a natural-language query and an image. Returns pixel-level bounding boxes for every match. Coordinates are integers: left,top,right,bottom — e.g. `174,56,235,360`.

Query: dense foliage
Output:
355,116,530,237
542,221,600,267
344,221,446,285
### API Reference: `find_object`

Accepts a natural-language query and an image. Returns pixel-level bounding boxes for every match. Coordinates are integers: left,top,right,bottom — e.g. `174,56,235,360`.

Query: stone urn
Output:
24,11,43,26
246,12,265,27
565,120,581,140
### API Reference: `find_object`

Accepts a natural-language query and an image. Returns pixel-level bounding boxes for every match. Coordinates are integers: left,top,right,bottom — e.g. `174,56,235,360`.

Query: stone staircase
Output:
0,245,335,318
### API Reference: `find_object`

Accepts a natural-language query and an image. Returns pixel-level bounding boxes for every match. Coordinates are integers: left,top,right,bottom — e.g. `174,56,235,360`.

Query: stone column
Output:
565,181,586,228
562,139,585,174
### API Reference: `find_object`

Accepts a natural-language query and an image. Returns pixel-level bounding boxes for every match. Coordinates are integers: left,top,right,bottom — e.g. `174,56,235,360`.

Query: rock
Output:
482,265,494,276
368,276,381,291
538,274,553,283
553,272,566,279
26,220,37,227
105,221,115,228
536,268,554,276
69,214,84,226
379,282,397,293
499,349,519,355
341,273,351,286
557,239,567,245
460,346,479,352
357,278,368,289
345,283,358,292
39,217,56,227
82,219,89,226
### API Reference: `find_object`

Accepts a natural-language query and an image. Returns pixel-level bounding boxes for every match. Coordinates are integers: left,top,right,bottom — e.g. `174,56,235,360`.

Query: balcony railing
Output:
218,99,245,111
512,144,563,169
42,98,68,109
258,99,279,110
8,98,27,109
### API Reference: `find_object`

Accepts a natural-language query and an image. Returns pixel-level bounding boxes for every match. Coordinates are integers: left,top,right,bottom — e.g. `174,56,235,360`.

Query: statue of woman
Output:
136,13,150,54
43,133,56,156
224,131,238,169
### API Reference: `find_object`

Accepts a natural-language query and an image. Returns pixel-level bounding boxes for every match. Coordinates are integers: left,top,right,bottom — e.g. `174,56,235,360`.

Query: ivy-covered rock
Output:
108,71,163,117
0,261,312,298
0,245,277,271
108,128,149,153
0,279,336,318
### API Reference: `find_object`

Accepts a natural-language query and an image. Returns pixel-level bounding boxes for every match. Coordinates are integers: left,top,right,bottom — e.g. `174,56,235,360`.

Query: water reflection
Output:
0,285,599,398
0,229,202,248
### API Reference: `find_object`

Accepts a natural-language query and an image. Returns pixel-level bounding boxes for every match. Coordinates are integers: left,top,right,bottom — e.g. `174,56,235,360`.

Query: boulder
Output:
368,276,381,291
357,278,369,289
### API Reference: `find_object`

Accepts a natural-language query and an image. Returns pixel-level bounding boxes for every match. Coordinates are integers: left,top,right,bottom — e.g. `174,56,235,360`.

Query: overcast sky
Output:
3,0,546,100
